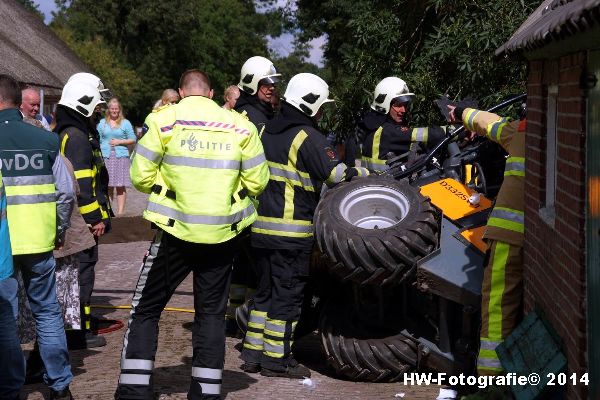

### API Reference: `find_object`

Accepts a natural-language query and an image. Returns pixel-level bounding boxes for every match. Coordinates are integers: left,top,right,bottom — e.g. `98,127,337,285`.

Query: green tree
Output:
52,0,285,123
294,0,537,136
52,25,143,117
16,0,44,19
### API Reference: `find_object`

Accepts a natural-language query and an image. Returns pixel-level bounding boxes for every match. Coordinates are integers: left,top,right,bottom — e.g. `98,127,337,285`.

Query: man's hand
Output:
447,105,478,141
90,221,106,237
447,105,458,123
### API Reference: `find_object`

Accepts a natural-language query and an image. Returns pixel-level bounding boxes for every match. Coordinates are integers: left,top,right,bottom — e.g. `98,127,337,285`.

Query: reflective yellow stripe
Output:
289,131,308,167
74,169,94,179
487,119,508,142
60,133,69,155
79,201,100,215
487,207,524,234
372,127,382,160
5,183,55,196
264,328,285,338
504,156,525,177
282,131,309,219
464,109,480,132
487,242,509,339
252,216,312,238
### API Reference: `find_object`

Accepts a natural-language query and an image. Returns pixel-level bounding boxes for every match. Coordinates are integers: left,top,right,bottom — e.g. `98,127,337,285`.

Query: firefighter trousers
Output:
115,230,238,400
241,247,311,371
227,232,256,320
478,240,523,375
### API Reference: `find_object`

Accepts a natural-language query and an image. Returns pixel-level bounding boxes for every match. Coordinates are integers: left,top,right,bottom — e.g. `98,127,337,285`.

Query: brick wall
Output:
524,52,588,400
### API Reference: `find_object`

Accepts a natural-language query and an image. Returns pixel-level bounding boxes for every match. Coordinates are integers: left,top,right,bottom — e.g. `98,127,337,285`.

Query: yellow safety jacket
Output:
462,108,525,247
131,95,269,244
0,109,63,255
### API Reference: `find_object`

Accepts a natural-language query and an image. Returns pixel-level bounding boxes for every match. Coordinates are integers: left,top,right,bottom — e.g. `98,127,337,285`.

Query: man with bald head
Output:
115,69,269,400
21,87,50,130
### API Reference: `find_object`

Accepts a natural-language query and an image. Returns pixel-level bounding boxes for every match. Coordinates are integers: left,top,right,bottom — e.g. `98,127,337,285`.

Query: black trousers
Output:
116,230,238,400
241,247,311,370
78,237,99,305
228,232,257,316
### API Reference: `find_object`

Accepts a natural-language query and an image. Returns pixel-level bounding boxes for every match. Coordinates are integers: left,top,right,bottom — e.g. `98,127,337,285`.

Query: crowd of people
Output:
0,53,524,400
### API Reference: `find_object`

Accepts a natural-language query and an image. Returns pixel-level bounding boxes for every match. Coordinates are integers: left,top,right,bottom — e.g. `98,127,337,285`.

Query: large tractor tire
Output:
314,176,438,286
319,301,417,382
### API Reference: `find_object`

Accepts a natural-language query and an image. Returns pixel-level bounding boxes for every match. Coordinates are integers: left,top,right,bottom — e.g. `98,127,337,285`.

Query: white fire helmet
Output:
284,73,334,117
58,80,103,117
67,72,112,103
237,56,281,95
371,77,415,114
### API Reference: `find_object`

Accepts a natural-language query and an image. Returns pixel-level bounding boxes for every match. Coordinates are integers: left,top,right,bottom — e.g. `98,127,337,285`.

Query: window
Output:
540,85,558,226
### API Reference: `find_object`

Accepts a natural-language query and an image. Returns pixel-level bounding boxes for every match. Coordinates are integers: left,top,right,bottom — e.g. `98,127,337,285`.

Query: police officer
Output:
115,69,269,400
449,105,525,376
0,74,76,400
357,77,445,172
55,73,112,349
240,73,368,378
226,56,282,334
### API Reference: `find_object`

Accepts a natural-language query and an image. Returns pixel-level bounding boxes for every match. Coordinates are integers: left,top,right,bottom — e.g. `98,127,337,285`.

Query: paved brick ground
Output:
21,189,442,399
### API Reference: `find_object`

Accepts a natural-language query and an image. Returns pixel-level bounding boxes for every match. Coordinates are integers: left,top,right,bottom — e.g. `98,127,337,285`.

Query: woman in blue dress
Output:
97,98,136,216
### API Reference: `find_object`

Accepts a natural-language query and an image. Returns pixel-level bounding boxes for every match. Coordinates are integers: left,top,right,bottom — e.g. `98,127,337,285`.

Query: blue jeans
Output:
0,277,25,399
13,252,72,391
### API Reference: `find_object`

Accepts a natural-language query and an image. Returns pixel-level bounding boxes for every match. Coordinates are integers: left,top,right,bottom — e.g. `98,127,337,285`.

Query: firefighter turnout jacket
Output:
360,110,445,172
131,95,269,244
0,108,75,255
56,106,111,229
461,108,525,247
252,103,368,250
234,90,275,135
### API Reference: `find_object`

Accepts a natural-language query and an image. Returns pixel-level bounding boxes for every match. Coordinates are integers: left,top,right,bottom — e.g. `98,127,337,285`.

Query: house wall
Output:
525,52,588,400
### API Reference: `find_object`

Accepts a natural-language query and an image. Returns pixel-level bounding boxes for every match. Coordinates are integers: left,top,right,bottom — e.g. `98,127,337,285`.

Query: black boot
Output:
50,387,73,400
85,331,106,348
260,359,311,379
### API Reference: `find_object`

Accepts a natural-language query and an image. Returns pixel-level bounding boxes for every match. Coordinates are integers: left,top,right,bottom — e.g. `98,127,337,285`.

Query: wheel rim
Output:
338,185,410,229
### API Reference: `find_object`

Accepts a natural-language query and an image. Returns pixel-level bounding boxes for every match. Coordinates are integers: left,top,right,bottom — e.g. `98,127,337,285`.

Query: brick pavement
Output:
21,188,442,399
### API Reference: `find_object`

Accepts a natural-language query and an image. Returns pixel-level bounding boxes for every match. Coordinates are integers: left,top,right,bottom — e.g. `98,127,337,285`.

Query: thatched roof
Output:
0,0,90,95
497,0,600,56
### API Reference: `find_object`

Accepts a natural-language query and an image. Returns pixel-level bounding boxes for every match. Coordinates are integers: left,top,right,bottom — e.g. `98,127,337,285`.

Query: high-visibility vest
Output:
0,109,58,254
131,95,269,244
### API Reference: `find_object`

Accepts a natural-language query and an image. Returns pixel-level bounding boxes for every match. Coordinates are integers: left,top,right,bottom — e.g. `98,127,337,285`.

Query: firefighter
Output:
357,77,445,172
115,69,269,400
449,105,525,376
226,56,282,335
240,73,368,378
55,74,112,349
235,55,281,135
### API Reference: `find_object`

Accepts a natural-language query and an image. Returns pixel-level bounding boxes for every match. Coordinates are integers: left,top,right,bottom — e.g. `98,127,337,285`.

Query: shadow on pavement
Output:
153,356,258,397
21,348,103,398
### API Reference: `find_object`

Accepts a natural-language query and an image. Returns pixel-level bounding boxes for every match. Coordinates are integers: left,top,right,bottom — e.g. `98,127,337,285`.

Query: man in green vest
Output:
0,74,76,400
0,168,25,399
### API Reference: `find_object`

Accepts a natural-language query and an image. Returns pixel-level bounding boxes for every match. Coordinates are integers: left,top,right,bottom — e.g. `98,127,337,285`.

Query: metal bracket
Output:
580,70,598,90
